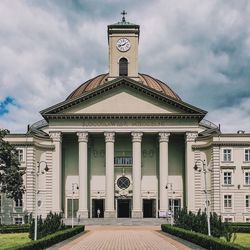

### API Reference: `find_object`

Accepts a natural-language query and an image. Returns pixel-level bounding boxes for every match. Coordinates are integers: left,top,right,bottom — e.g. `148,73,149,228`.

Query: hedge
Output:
161,224,249,250
229,223,250,233
6,225,85,250
0,224,30,233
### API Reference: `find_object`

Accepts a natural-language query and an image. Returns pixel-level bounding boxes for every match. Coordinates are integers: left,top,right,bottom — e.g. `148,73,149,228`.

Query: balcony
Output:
114,156,132,166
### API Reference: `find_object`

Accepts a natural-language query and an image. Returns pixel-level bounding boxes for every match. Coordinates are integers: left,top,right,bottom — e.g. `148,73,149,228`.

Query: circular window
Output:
117,176,130,190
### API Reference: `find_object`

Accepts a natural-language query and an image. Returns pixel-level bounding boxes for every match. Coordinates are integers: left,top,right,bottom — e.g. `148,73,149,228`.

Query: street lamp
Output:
71,183,79,228
194,159,211,236
34,161,48,241
165,183,174,226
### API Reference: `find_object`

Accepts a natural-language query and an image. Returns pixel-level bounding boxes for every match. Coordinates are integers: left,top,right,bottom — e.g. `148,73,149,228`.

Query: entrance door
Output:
143,199,155,218
117,199,131,218
67,199,79,218
92,199,104,218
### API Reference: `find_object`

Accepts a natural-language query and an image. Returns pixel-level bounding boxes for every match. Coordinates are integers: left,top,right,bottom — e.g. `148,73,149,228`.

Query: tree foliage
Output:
0,129,25,200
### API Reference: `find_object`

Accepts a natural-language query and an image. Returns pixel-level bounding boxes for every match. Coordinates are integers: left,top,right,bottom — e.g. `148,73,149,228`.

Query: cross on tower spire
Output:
121,10,127,22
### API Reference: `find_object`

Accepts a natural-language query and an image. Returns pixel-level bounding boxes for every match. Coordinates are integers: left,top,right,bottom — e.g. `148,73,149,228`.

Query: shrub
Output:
7,226,84,250
161,224,248,250
29,212,65,240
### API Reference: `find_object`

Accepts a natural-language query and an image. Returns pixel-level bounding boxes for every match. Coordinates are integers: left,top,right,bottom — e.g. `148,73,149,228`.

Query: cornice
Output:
43,113,204,120
193,141,250,150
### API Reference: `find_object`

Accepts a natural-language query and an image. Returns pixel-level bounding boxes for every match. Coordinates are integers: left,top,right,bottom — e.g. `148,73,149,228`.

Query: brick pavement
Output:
49,226,205,250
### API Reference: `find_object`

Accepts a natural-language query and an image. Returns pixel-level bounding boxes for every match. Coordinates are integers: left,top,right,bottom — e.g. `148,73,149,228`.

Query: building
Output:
1,15,250,224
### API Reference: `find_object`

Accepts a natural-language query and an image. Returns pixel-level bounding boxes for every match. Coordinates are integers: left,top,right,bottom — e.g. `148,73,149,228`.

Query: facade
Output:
1,17,250,224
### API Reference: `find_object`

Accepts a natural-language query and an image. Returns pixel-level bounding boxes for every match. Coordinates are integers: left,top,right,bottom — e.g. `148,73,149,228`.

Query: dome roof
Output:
66,73,181,101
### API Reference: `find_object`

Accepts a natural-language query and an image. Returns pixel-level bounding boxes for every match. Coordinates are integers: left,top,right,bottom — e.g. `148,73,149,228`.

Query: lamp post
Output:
34,161,48,241
194,159,211,236
71,183,79,228
165,183,174,226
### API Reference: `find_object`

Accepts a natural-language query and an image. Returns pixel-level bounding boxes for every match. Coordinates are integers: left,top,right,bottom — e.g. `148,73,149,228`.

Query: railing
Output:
114,156,132,165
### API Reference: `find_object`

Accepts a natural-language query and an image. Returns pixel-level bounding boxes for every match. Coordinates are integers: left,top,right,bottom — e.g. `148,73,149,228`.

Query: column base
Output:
77,210,89,219
158,210,167,218
104,210,116,218
132,210,143,218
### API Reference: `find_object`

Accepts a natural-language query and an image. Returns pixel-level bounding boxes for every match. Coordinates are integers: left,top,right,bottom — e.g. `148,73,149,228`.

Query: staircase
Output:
64,218,170,226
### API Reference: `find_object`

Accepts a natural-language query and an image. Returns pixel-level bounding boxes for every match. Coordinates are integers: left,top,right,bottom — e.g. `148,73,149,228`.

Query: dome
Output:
66,73,181,101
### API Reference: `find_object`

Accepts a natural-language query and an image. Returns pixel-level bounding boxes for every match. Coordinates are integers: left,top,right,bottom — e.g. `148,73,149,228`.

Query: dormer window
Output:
119,58,128,76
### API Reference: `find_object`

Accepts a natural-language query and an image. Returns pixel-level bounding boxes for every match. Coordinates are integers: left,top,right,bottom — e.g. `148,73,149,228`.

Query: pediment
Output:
62,88,182,114
41,77,207,120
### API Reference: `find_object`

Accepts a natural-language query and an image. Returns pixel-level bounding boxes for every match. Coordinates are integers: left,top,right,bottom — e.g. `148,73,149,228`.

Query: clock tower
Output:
107,11,140,81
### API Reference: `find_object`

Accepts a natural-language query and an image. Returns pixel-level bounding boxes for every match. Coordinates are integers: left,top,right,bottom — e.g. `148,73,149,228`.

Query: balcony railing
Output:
114,156,132,166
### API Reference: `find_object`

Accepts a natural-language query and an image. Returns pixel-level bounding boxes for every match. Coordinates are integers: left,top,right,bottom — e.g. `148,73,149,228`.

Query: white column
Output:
131,132,143,218
104,132,115,218
77,132,88,219
159,132,170,217
185,132,198,212
49,132,62,213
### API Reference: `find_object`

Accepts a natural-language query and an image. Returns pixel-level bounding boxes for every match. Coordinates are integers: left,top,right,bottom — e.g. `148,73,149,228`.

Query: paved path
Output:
48,226,205,250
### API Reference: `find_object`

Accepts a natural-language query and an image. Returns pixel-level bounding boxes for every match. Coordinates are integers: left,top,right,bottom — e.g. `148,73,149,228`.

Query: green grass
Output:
0,233,31,249
233,233,250,248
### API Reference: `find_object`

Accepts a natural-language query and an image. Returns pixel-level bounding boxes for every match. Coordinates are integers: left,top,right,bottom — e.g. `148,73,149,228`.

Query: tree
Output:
0,129,25,201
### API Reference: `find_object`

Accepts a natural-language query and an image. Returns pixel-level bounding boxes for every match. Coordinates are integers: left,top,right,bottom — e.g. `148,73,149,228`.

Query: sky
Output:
0,0,250,133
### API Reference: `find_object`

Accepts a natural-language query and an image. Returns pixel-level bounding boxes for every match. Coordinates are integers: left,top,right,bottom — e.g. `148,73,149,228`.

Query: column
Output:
49,132,62,213
131,132,143,218
77,132,88,218
185,132,198,212
104,132,115,218
158,132,170,217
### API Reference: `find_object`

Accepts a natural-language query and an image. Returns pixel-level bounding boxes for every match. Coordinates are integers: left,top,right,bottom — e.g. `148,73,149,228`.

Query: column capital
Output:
104,132,115,143
159,132,170,142
77,132,88,143
49,131,61,142
131,132,143,142
186,132,198,142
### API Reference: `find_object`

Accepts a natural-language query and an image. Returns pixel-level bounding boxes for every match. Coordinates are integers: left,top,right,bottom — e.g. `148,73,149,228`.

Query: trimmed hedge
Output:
6,225,84,250
229,223,250,233
161,224,249,250
0,224,30,233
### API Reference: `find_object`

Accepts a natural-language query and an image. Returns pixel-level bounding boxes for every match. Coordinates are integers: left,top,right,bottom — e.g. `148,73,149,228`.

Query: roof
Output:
66,73,181,101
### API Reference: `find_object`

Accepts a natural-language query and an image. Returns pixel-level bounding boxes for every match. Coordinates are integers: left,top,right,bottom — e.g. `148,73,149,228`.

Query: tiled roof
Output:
66,73,181,101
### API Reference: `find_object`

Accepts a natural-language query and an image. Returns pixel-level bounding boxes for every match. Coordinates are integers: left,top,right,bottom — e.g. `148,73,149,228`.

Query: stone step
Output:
64,218,170,226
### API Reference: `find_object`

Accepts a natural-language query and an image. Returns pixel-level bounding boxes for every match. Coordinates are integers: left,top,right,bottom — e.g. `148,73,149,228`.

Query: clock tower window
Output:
119,58,128,76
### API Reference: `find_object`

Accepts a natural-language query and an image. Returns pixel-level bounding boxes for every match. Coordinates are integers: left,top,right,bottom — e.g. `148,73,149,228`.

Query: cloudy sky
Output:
0,0,249,133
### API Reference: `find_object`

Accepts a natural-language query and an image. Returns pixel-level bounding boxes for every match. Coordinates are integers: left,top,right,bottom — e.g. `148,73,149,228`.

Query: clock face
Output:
116,38,131,52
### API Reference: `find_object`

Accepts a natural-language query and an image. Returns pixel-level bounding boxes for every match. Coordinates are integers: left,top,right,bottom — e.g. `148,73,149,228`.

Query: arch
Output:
119,57,128,76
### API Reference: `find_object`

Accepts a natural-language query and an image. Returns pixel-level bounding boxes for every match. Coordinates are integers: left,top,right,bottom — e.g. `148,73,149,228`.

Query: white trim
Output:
223,193,233,212
221,148,233,162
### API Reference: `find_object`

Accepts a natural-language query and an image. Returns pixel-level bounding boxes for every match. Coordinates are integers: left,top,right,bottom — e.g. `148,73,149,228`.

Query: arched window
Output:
119,58,128,76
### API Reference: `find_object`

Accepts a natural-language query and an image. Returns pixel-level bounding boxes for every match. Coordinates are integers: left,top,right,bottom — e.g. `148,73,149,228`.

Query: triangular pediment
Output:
40,77,207,120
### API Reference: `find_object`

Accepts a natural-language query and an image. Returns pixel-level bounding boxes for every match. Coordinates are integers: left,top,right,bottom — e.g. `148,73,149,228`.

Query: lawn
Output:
233,233,250,248
0,233,31,249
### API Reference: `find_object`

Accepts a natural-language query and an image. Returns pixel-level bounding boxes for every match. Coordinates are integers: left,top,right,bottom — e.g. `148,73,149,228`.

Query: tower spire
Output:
121,10,127,22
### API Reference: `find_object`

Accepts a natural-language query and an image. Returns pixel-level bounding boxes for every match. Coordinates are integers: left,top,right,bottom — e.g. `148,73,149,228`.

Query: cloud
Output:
0,0,249,133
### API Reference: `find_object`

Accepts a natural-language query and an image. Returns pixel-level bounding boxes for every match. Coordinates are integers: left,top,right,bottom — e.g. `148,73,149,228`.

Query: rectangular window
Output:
223,172,232,185
223,149,232,161
224,195,232,208
224,217,233,222
15,197,23,208
245,149,250,162
17,149,24,162
246,195,250,208
246,218,250,222
14,218,22,225
245,172,250,185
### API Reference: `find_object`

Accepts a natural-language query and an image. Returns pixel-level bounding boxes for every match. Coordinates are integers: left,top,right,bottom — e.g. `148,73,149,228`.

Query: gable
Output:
62,88,182,114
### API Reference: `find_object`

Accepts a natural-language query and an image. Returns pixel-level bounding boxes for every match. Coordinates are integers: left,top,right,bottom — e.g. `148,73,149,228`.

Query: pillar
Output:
104,132,115,218
159,132,170,217
49,132,62,213
131,132,143,218
77,132,88,218
185,132,198,212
